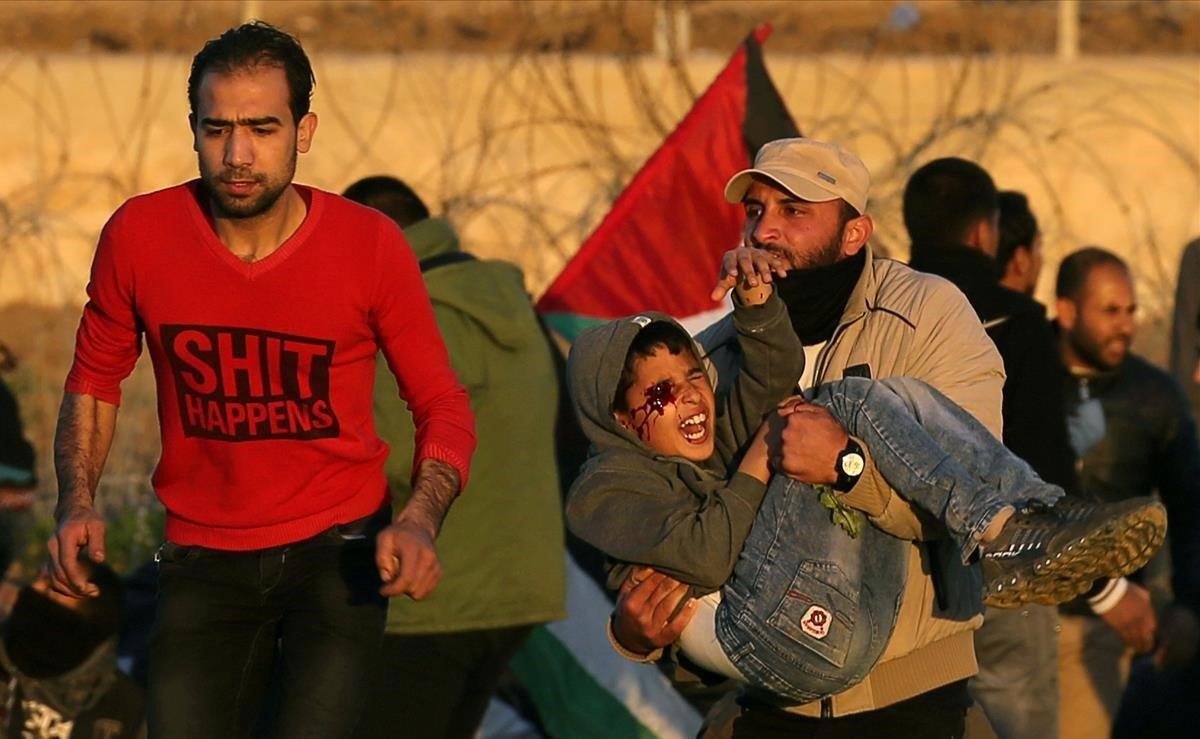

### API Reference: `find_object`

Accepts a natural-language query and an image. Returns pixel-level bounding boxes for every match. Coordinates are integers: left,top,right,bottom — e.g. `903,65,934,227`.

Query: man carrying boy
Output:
612,138,1125,736
568,239,1161,710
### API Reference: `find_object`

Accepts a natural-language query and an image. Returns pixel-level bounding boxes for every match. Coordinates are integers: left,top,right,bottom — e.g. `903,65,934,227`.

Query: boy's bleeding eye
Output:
643,380,676,410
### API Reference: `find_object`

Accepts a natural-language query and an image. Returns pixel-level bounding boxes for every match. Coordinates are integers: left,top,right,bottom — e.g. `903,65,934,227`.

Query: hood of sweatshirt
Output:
404,217,530,351
566,311,718,458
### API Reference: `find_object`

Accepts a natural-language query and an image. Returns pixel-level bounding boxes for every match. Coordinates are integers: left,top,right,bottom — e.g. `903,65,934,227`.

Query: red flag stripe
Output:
536,26,776,320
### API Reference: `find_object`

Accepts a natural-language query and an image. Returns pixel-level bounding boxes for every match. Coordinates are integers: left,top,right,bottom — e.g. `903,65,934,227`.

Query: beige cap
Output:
724,137,870,215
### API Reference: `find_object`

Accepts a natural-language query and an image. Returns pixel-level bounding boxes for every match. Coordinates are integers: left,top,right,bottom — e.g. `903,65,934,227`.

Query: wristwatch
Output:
832,438,865,493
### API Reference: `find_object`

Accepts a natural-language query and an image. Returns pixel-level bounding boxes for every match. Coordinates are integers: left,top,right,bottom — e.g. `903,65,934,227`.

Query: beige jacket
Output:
697,245,1005,716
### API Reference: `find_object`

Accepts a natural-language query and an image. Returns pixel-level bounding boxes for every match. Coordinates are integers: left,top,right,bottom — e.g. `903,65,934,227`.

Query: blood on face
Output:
630,379,677,441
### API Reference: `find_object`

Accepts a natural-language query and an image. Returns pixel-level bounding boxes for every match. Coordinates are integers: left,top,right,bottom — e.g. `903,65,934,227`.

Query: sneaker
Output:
980,496,1166,608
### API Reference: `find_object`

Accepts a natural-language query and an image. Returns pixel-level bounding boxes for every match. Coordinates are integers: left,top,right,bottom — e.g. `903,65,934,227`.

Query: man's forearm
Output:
396,457,461,537
53,393,117,517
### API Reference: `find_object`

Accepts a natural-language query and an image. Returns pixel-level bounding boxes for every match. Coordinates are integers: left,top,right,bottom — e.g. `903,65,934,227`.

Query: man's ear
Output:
841,214,874,257
1055,297,1078,331
613,410,632,430
296,112,317,154
965,218,999,257
1006,245,1031,281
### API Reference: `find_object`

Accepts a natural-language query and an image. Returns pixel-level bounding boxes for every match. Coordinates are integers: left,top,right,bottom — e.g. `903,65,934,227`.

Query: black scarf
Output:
773,249,867,344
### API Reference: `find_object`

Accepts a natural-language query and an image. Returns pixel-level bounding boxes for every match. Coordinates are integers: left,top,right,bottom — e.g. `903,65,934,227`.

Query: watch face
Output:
841,452,865,477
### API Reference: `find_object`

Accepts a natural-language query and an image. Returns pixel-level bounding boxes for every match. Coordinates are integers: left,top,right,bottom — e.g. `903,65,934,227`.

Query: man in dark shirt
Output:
1170,238,1200,423
1054,247,1200,739
995,191,1044,298
906,159,1076,739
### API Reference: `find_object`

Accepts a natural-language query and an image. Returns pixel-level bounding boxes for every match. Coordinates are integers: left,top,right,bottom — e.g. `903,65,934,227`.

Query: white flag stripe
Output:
546,555,704,739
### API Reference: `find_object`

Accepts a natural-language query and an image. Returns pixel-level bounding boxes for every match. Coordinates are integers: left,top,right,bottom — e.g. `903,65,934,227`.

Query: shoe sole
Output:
983,501,1167,609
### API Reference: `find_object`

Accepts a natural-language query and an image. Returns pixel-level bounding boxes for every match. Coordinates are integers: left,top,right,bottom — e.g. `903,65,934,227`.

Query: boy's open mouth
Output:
680,411,709,443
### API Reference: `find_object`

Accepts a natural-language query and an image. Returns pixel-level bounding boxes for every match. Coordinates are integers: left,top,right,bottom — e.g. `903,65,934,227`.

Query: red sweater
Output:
66,182,476,550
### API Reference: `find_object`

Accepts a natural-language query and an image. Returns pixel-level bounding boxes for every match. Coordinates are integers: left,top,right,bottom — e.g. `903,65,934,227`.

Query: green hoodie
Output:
564,292,803,597
375,218,566,633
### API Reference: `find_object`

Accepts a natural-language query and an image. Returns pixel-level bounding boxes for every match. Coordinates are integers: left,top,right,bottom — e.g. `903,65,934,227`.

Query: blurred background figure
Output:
1170,238,1200,425
344,176,566,739
1053,247,1200,739
0,342,36,582
0,562,146,739
906,158,1074,739
995,191,1044,297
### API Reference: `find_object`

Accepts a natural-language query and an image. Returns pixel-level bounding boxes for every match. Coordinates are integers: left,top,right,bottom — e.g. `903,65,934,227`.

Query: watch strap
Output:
832,438,865,493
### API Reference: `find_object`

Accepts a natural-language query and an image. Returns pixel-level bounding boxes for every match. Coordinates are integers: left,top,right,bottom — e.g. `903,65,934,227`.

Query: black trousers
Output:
354,625,534,739
726,679,971,739
147,511,388,739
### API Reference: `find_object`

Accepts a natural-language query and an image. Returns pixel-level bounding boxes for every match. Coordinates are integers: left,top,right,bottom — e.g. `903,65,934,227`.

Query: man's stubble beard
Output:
201,149,297,220
771,225,845,272
1068,326,1128,372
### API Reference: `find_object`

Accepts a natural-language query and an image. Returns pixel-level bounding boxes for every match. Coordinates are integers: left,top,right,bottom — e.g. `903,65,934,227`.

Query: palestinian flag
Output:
504,555,704,739
492,27,799,739
536,24,799,340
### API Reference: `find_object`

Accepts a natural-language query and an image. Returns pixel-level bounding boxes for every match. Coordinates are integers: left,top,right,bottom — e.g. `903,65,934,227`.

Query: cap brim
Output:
723,168,841,205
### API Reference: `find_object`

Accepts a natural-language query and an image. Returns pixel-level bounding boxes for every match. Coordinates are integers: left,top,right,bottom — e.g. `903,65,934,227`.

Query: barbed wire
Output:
0,1,1196,570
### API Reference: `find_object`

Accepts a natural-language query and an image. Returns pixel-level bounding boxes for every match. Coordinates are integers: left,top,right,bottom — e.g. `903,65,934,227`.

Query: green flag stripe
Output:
540,312,608,343
509,626,660,739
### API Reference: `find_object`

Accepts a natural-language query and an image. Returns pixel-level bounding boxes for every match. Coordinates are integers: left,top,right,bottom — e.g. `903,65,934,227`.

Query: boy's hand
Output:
711,246,788,303
612,567,697,655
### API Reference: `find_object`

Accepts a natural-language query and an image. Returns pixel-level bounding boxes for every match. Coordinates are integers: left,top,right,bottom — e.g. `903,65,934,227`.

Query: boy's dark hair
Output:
188,21,315,124
903,157,999,249
613,322,698,413
1055,247,1129,301
342,176,431,228
996,190,1039,272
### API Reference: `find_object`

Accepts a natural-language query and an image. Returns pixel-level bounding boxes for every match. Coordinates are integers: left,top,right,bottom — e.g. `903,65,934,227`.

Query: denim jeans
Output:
715,377,1063,704
969,604,1060,739
147,507,389,739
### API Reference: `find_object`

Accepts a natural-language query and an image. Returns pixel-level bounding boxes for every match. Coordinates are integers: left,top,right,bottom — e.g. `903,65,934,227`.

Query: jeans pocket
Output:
766,560,858,669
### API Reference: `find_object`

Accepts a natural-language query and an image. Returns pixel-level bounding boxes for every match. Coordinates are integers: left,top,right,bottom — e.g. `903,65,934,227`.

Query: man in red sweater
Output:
46,22,476,738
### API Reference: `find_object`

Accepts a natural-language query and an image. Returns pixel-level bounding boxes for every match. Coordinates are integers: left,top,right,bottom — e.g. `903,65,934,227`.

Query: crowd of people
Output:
1,20,1198,739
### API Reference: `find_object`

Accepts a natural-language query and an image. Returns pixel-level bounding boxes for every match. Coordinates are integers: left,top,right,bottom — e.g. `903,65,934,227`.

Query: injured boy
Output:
564,246,1165,703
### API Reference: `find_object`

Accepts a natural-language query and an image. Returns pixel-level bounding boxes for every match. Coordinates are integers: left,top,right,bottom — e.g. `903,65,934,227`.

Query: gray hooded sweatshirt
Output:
565,292,803,596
